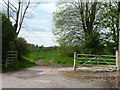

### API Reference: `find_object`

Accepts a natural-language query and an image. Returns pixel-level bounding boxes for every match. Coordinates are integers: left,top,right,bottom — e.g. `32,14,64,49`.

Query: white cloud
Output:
18,29,58,46
38,3,57,14
18,2,58,46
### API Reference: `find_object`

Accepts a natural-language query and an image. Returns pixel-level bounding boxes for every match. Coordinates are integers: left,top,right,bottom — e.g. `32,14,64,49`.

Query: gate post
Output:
117,49,120,71
118,3,120,71
73,52,77,71
116,50,119,70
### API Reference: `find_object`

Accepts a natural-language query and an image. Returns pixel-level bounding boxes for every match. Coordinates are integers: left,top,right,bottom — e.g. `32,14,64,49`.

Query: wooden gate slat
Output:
6,51,18,67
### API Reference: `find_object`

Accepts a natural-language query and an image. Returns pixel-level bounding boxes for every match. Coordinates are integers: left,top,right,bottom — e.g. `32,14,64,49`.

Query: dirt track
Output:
1,66,120,88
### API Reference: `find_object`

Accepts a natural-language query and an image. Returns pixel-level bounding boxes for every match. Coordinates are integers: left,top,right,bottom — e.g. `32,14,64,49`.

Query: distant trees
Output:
53,1,119,55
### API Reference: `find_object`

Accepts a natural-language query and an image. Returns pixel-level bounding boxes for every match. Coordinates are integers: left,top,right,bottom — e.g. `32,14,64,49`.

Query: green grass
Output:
2,50,73,73
3,50,116,72
24,50,116,66
2,59,36,73
24,50,74,66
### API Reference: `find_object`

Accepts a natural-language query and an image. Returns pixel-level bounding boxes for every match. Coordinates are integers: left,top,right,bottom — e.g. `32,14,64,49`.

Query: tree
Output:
1,0,30,36
2,13,16,67
53,1,103,54
98,2,118,53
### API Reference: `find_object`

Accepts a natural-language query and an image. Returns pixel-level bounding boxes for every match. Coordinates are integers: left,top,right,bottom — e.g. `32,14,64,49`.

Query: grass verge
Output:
2,59,36,73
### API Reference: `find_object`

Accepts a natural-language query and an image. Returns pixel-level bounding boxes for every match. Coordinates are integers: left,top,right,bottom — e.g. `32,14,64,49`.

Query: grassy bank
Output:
2,59,36,73
2,50,73,72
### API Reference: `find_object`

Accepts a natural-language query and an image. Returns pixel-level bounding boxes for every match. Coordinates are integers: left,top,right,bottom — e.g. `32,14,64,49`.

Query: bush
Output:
2,13,16,67
15,37,30,60
82,32,104,54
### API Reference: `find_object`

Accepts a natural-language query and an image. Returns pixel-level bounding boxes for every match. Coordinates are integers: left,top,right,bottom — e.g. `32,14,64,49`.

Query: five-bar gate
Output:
73,52,116,71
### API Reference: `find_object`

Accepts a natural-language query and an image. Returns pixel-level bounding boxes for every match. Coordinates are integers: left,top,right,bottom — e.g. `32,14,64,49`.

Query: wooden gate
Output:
5,51,18,67
73,52,116,71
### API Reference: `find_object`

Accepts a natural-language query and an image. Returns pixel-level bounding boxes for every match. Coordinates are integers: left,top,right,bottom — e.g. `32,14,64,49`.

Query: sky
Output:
18,1,58,47
1,0,117,47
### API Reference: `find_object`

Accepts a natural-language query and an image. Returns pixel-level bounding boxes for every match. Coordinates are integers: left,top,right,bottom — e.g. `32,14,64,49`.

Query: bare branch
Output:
70,1,79,10
3,0,17,13
17,0,30,35
15,1,21,31
3,0,8,6
7,0,10,19
2,0,17,13
10,14,16,21
0,3,7,9
9,2,17,10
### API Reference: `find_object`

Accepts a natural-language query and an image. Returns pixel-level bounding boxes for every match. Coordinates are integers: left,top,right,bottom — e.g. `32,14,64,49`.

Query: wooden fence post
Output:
118,2,120,71
116,50,119,70
73,52,77,71
116,49,120,71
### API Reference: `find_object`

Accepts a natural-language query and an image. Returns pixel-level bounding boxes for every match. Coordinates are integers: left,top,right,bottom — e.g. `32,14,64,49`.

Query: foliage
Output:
83,32,104,54
98,2,118,52
24,49,115,67
2,58,35,73
2,13,16,67
1,14,35,67
24,49,73,66
53,2,119,55
58,45,80,56
53,1,104,55
15,37,30,60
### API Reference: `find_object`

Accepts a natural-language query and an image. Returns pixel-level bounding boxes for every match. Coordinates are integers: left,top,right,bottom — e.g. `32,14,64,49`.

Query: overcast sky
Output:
18,2,58,47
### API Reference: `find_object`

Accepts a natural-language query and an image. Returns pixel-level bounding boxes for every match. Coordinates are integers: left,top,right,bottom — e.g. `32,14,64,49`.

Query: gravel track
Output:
1,66,120,88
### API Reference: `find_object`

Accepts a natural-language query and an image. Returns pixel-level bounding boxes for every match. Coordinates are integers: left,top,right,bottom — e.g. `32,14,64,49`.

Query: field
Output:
24,50,74,66
3,49,116,72
24,50,116,67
